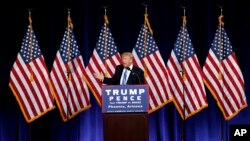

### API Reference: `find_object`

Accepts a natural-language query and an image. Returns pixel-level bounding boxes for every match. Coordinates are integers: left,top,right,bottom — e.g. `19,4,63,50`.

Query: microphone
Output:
126,67,141,84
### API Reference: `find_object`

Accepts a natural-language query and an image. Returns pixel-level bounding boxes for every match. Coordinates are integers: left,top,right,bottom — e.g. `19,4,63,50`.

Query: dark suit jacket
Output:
103,64,145,85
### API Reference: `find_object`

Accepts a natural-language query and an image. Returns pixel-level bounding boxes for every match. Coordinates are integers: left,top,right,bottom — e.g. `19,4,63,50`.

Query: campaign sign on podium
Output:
102,84,149,113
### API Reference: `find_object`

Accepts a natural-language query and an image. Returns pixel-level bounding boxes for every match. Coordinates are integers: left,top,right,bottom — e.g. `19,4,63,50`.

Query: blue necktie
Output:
122,70,128,85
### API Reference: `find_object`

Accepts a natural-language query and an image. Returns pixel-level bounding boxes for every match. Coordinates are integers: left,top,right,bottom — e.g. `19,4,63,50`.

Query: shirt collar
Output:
128,64,133,70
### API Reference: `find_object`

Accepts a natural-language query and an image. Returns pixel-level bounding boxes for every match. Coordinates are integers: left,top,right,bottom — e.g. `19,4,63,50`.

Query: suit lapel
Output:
126,67,134,84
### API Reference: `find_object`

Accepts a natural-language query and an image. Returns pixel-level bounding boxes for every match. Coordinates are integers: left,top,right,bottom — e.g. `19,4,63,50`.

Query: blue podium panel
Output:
102,84,149,113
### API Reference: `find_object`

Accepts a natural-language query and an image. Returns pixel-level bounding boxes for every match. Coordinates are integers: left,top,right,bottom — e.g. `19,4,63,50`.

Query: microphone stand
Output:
66,69,72,141
180,70,186,141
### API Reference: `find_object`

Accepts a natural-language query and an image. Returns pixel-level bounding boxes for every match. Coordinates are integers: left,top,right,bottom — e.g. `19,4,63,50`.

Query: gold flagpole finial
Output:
181,7,187,26
143,3,153,35
28,9,33,25
103,6,109,25
67,8,73,29
218,7,224,27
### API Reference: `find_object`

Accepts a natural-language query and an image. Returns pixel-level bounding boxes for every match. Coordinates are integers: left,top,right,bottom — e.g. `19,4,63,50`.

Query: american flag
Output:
50,19,91,122
166,20,208,119
203,21,247,120
132,22,173,113
9,24,55,123
85,18,121,105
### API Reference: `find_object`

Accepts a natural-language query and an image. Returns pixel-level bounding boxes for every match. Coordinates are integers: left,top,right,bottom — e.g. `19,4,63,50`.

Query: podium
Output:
102,85,149,141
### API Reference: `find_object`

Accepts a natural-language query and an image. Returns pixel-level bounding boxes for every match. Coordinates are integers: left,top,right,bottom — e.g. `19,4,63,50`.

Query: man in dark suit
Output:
94,52,145,85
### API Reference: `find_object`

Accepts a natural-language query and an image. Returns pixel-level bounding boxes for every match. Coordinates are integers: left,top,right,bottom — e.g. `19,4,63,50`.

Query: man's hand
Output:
93,72,104,81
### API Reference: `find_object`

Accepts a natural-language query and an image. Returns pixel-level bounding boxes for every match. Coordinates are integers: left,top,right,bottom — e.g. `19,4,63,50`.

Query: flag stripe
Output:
86,54,103,102
10,67,36,119
50,26,91,121
74,57,90,106
184,56,207,108
133,51,161,110
149,52,169,100
9,25,55,122
221,61,241,109
203,52,231,116
203,51,235,117
16,56,43,114
167,52,187,114
167,25,208,119
85,24,121,106
36,58,54,106
51,56,69,118
143,57,165,103
132,23,173,113
132,51,159,110
32,59,50,109
203,25,247,120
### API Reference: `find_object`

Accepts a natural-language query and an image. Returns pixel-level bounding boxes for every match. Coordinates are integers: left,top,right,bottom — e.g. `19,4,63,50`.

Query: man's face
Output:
122,55,132,68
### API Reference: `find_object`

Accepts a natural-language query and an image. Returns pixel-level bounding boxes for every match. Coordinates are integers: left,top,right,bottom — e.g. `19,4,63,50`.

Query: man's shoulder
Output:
116,64,123,68
115,64,124,70
133,65,144,72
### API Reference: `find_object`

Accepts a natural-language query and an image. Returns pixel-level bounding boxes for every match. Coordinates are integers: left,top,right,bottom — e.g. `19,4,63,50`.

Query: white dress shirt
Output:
120,65,133,85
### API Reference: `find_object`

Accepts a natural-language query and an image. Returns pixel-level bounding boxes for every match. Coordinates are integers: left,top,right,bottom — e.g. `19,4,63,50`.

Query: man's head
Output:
121,52,133,68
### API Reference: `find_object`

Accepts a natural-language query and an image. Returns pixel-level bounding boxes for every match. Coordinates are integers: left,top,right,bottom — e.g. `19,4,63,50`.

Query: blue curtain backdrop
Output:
1,0,249,141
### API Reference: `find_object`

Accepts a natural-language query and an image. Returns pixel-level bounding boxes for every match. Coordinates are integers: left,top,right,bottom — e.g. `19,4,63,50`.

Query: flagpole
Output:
66,8,72,141
103,6,109,77
28,8,33,141
180,69,186,141
142,3,153,77
143,4,148,74
180,7,187,141
218,6,225,141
